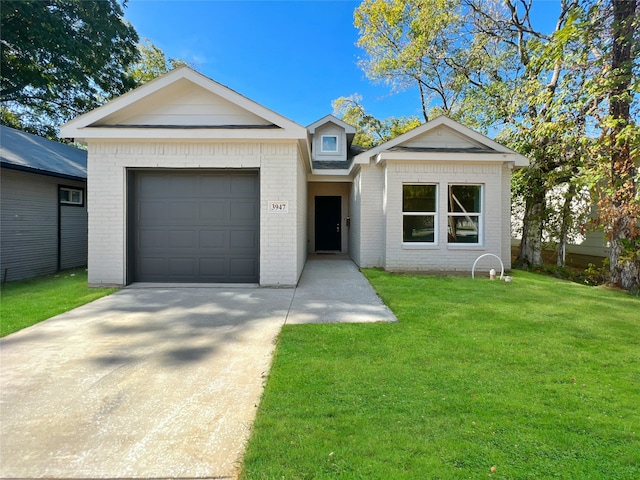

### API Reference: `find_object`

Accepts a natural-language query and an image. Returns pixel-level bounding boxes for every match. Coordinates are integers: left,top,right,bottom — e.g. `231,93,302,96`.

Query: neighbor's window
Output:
448,184,482,244
321,135,338,152
403,184,437,243
59,187,84,206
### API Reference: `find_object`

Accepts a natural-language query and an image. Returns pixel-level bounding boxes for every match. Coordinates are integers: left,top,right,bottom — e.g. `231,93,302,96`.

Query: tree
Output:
593,0,640,290
354,0,464,121
354,0,604,268
332,94,421,147
128,38,189,86
1,0,139,139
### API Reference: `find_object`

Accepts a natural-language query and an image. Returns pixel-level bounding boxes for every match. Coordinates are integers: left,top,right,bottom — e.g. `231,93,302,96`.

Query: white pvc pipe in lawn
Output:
472,253,505,280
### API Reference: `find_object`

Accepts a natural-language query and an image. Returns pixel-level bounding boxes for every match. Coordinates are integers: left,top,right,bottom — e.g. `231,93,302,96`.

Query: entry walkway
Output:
0,257,396,479
287,255,397,324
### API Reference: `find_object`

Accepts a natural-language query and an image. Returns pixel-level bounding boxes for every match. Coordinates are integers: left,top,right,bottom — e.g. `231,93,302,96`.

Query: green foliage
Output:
127,38,189,86
0,0,139,139
0,268,118,337
354,0,464,119
353,0,639,285
332,94,420,147
241,270,640,479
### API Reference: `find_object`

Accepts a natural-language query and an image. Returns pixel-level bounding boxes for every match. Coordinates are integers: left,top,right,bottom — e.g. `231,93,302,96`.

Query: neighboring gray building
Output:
1,126,88,282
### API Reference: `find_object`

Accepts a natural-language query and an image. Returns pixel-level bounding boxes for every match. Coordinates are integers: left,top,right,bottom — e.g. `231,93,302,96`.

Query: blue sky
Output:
124,0,560,127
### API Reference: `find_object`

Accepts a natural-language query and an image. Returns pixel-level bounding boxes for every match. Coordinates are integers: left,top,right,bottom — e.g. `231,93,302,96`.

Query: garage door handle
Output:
336,223,340,233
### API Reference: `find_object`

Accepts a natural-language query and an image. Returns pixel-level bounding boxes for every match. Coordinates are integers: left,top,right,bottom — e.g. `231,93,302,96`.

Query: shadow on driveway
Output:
0,257,395,478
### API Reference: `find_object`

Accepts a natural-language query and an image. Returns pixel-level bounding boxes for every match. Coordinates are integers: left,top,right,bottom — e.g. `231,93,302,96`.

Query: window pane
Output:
448,185,481,213
448,216,479,243
71,191,81,203
60,190,70,202
403,215,435,242
322,136,337,151
403,185,436,212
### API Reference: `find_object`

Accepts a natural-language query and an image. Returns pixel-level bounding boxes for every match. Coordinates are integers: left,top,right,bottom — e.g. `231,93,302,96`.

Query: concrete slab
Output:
0,288,293,479
0,257,395,478
286,256,397,324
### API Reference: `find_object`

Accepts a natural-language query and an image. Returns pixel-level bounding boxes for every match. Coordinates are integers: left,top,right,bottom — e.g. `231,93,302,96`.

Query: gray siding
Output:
60,203,88,270
1,168,87,282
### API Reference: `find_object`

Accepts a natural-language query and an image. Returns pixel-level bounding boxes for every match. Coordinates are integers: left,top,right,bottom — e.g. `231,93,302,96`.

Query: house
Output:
60,67,528,287
1,126,88,282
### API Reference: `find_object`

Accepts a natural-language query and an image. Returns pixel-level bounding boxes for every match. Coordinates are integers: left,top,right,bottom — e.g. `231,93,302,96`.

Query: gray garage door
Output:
130,170,259,283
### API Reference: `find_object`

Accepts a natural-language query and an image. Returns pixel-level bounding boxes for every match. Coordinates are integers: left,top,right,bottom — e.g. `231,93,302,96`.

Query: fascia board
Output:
307,114,356,134
375,151,526,163
67,127,308,142
308,172,354,182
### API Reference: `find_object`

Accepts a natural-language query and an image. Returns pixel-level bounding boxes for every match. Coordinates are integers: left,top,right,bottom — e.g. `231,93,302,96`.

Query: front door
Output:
315,196,341,251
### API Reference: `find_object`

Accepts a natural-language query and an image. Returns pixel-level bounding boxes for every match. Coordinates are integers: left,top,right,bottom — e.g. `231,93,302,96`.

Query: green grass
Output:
0,268,118,337
241,270,640,479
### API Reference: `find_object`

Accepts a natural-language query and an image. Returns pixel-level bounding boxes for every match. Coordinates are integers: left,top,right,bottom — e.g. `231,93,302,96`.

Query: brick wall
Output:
355,162,386,267
87,141,303,287
382,161,509,273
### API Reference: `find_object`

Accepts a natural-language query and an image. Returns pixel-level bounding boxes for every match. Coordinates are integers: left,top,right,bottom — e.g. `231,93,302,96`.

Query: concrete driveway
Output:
0,257,395,478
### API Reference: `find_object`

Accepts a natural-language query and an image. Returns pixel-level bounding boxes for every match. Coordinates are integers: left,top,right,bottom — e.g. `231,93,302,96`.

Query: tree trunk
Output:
607,0,639,291
557,184,576,268
517,186,545,266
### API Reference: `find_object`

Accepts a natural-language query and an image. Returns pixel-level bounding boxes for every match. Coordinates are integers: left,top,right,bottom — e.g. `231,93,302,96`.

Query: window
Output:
448,185,482,244
321,135,338,152
403,184,437,243
59,187,84,206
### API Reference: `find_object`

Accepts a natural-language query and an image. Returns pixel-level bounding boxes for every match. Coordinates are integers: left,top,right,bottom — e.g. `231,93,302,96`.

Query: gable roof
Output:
353,116,529,167
307,114,356,135
0,126,87,180
60,66,308,142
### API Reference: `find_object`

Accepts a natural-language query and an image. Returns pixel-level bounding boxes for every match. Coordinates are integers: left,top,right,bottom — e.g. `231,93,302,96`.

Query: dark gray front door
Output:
315,196,341,251
131,170,259,283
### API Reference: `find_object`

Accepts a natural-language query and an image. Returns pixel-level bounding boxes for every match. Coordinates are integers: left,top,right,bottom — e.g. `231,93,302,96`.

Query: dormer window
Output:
321,135,338,152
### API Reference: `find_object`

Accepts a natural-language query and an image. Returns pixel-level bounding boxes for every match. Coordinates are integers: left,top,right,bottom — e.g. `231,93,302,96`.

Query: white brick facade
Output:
353,162,386,267
383,161,510,272
61,70,527,285
86,141,304,287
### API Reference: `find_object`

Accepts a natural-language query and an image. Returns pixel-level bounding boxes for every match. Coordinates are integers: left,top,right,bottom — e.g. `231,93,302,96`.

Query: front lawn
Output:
0,268,118,337
241,270,640,479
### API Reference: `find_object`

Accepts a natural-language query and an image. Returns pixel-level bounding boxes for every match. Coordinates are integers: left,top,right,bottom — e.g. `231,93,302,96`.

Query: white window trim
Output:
402,183,438,246
59,186,84,206
320,134,339,153
447,184,483,246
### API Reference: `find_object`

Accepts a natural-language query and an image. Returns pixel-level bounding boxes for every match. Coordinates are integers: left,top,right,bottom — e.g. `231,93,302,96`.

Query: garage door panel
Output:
168,230,196,248
230,175,259,195
138,175,166,196
139,201,166,223
199,230,227,249
139,230,167,248
167,176,199,196
199,258,227,277
138,257,166,277
168,202,198,222
199,175,230,195
168,257,196,276
132,170,259,283
230,201,258,222
229,230,257,249
229,257,258,278
199,202,228,221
